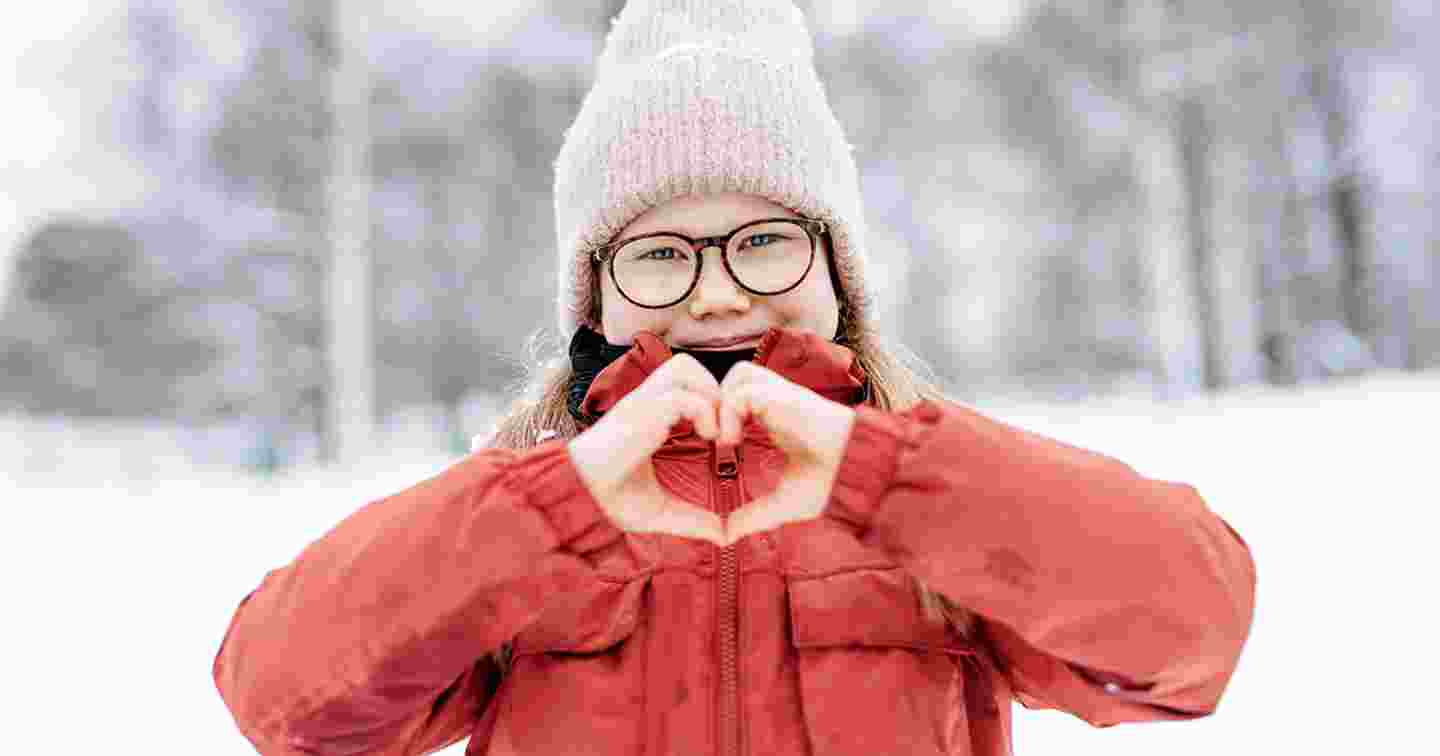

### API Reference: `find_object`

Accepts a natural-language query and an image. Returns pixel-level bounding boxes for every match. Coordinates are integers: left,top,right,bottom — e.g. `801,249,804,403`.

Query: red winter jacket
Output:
213,327,1257,756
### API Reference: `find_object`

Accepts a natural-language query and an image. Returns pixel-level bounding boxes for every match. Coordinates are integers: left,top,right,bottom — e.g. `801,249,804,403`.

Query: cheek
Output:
772,269,839,325
600,278,680,336
804,257,841,309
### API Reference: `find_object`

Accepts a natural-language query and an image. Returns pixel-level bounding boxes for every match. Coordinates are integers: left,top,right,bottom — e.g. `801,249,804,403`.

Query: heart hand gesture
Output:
567,353,856,547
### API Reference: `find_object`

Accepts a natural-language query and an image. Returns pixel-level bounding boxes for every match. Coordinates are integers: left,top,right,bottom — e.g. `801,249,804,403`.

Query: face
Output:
596,193,841,351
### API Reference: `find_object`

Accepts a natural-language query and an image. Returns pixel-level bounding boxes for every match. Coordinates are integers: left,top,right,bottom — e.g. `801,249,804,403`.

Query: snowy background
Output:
5,368,1435,754
3,0,1438,753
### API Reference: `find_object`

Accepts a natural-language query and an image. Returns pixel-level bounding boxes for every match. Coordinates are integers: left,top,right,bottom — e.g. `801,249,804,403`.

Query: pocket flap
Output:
787,569,974,655
512,574,649,656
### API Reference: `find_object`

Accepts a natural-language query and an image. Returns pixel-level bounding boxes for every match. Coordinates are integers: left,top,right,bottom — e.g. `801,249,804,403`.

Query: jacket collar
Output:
579,326,868,441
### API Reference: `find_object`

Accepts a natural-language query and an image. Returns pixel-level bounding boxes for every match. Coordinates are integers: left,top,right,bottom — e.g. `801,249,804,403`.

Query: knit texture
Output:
552,0,874,341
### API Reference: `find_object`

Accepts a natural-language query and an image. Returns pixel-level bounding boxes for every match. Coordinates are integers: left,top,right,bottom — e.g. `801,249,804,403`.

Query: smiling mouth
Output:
686,335,763,350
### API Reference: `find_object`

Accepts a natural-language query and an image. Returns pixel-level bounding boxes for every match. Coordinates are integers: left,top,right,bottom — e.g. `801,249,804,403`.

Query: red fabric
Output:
213,326,1256,755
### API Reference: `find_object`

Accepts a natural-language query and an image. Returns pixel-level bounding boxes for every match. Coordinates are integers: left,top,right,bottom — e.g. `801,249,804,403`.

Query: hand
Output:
567,352,729,545
567,354,857,547
715,360,856,545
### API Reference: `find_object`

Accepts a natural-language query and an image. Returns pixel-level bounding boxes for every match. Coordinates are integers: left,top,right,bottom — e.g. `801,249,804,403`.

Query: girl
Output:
213,2,1257,755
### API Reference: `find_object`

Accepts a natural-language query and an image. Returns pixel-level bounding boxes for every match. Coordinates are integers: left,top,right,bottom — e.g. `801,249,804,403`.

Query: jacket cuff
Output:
511,439,624,552
823,404,909,534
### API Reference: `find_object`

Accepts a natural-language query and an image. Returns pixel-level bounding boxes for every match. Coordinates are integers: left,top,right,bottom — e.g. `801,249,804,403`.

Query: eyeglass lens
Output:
610,221,813,307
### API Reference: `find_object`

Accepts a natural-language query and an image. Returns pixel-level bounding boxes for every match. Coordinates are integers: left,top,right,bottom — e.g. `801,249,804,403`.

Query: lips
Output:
683,331,765,349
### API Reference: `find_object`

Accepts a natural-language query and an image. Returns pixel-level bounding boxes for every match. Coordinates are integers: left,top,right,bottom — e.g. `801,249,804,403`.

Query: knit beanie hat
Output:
552,0,874,342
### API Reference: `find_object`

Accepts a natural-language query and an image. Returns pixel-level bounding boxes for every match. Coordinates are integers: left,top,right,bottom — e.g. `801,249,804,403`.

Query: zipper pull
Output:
713,444,739,478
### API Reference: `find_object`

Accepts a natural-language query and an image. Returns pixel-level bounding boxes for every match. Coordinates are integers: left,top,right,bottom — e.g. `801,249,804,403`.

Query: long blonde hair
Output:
484,249,979,646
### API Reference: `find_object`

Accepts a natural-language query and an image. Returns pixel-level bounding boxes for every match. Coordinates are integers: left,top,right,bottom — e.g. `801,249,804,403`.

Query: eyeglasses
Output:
590,217,827,309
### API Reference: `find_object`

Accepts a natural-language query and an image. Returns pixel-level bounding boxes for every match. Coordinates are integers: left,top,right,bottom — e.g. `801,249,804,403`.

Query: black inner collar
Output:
566,326,755,425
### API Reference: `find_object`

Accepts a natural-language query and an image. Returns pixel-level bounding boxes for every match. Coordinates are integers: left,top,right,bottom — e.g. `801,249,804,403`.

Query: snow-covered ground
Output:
2,369,1434,754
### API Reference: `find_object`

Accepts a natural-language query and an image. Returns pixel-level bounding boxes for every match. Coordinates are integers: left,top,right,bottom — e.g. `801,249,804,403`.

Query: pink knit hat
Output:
552,0,874,341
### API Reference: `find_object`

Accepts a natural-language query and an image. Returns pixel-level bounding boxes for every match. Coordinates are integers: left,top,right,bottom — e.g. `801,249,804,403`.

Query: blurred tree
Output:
1353,4,1440,371
811,16,975,389
325,0,378,463
128,0,182,159
967,0,1401,395
11,0,1433,470
0,219,221,416
210,0,341,460
369,50,591,445
965,3,1162,395
370,73,492,449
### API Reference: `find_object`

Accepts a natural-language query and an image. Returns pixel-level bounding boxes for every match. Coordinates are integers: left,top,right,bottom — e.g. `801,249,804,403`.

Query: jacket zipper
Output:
713,443,741,756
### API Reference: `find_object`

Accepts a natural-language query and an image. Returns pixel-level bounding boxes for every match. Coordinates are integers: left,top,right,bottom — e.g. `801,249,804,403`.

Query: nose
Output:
687,243,750,318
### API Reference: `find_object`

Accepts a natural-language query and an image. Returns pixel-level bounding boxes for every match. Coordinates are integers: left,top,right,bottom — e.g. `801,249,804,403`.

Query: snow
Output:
2,368,1434,754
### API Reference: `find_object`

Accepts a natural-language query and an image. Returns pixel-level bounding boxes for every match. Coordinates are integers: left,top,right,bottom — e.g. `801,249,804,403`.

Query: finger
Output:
597,382,721,481
652,496,727,545
719,381,759,447
628,353,718,409
694,508,728,546
663,353,722,398
667,354,746,444
718,386,739,447
721,505,746,546
718,358,760,395
722,362,780,445
664,388,720,441
723,496,788,545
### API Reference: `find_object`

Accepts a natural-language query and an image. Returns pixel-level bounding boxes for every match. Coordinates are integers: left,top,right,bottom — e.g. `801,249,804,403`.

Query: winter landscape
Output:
3,0,1437,753
4,368,1433,753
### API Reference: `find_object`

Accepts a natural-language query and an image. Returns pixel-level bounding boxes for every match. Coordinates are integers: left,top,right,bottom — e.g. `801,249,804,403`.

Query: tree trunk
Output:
1175,96,1226,391
1204,123,1267,388
1131,101,1207,398
1129,0,1207,398
1259,116,1307,386
1314,58,1379,356
323,0,377,464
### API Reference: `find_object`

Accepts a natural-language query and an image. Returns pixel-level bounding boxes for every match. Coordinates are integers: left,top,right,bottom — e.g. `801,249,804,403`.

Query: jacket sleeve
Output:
822,399,1257,728
212,439,623,755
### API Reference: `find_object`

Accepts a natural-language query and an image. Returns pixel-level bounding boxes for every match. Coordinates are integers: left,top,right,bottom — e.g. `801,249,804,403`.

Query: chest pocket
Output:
786,568,984,756
477,574,651,756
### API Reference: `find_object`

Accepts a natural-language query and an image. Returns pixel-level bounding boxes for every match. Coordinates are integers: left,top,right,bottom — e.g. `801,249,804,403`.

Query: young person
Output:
213,2,1257,754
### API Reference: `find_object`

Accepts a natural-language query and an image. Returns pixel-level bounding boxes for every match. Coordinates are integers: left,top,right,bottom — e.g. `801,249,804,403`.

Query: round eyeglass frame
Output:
589,217,828,309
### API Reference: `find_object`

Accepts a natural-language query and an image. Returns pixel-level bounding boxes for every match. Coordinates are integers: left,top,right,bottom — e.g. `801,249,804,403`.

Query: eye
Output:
636,246,686,261
741,233,781,248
